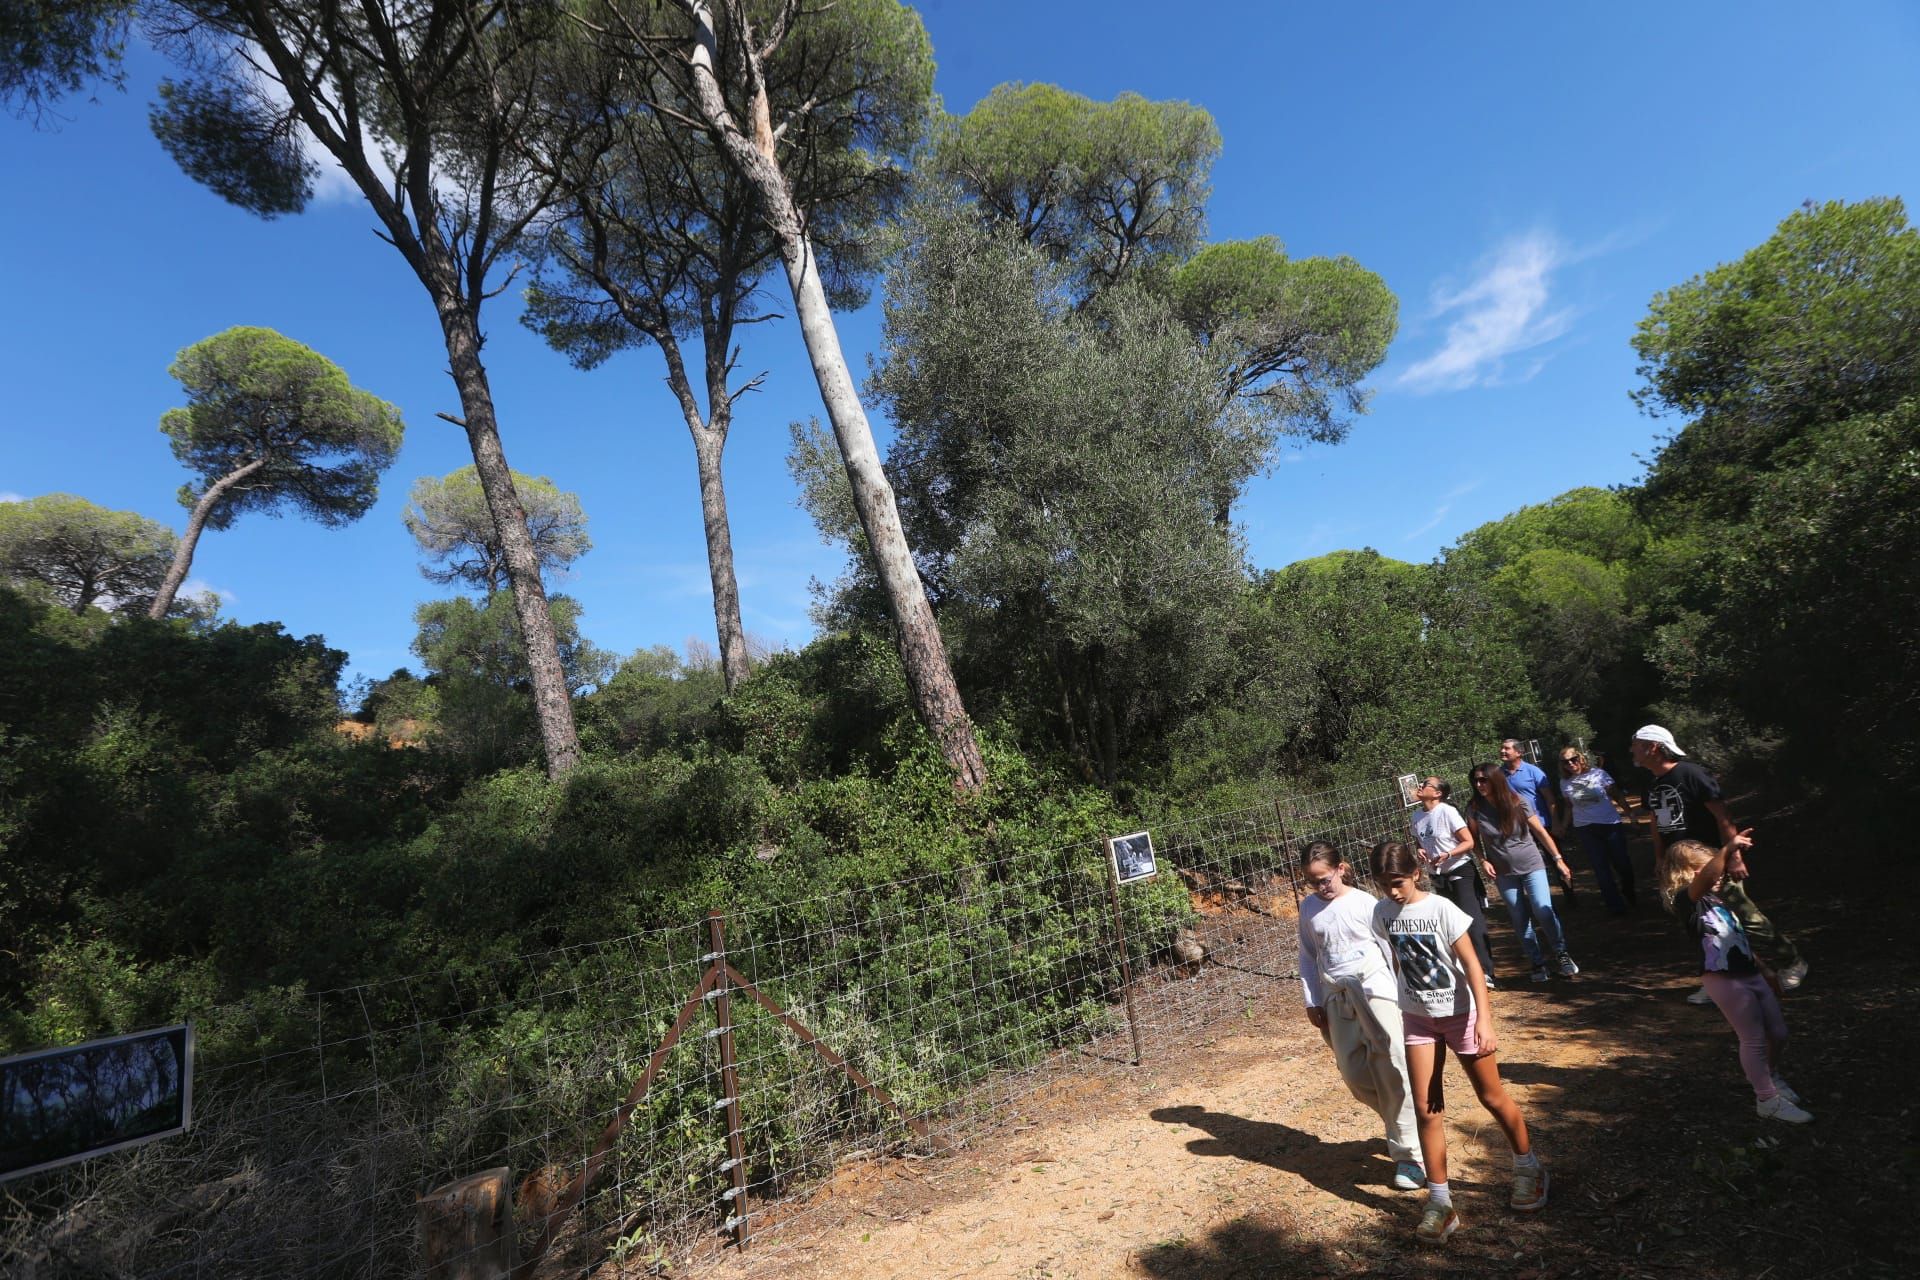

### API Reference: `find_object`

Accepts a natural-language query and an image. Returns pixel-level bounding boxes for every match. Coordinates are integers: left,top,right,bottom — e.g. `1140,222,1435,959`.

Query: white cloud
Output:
182,578,239,608
234,43,401,207
1402,479,1482,542
0,492,24,503
1396,232,1576,393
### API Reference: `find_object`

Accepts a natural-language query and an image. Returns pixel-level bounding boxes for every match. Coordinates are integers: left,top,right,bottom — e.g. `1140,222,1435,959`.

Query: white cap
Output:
1633,724,1687,757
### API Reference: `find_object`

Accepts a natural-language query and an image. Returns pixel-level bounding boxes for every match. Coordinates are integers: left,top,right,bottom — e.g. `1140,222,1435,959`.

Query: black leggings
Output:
1431,864,1496,976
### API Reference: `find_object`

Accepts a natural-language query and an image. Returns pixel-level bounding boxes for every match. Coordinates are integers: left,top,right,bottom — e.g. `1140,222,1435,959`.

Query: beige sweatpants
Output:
1320,973,1420,1166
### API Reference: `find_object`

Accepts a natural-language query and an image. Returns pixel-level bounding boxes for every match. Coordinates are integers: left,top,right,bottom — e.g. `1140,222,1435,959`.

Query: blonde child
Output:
1370,840,1548,1245
1658,831,1811,1123
1296,842,1425,1191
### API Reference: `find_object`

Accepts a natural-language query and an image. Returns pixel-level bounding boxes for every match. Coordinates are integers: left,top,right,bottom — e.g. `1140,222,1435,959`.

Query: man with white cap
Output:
1631,725,1808,999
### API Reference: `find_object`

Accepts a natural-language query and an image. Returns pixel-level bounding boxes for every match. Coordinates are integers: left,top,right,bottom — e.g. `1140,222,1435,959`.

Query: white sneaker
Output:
1757,1093,1814,1124
1770,1075,1802,1105
1687,985,1714,1005
1780,959,1809,990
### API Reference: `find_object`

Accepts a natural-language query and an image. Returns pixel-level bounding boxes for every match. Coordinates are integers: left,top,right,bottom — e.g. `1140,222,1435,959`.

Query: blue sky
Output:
4,2,1918,689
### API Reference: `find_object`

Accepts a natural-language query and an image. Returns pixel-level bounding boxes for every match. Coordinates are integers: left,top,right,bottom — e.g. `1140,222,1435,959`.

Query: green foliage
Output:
410,591,615,770
578,646,726,757
403,465,591,595
150,76,314,217
1441,487,1658,729
0,493,176,614
1165,551,1536,800
1164,236,1398,444
162,327,404,532
848,200,1256,784
0,587,357,1010
1633,197,1920,518
1628,199,1920,780
524,0,932,363
0,0,133,122
1648,399,1920,775
935,83,1219,291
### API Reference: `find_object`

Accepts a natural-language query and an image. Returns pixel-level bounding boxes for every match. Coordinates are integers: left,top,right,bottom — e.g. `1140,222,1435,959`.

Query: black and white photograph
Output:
1397,772,1421,808
1109,831,1158,884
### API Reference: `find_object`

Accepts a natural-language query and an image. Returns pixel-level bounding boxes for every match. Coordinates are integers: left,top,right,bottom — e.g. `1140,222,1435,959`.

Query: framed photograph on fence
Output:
1,1024,194,1182
1397,773,1421,808
1109,831,1158,884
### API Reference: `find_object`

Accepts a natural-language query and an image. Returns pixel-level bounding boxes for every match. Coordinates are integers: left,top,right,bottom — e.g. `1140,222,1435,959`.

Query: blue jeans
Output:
1573,823,1636,914
1496,869,1567,967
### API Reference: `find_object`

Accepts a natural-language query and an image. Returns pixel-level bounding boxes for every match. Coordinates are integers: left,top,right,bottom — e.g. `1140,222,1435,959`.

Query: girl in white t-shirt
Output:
1296,841,1425,1191
1369,841,1548,1246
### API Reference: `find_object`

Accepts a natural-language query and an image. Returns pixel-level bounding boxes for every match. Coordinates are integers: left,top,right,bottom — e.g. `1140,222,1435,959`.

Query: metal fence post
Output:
1272,799,1301,905
707,911,750,1248
1102,839,1145,1066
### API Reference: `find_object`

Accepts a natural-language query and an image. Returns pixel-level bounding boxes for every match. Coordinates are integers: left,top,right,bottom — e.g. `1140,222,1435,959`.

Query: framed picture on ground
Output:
1108,831,1158,885
1,1024,194,1182
1397,773,1421,808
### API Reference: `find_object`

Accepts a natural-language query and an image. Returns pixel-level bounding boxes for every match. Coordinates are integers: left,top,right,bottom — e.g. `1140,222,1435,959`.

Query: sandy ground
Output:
671,809,1915,1280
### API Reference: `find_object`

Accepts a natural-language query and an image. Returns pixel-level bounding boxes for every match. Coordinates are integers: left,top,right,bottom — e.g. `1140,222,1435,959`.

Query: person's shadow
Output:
1149,1104,1452,1211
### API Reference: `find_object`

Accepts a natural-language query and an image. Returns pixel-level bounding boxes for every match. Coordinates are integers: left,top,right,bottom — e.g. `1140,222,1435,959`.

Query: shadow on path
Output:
1147,1104,1482,1211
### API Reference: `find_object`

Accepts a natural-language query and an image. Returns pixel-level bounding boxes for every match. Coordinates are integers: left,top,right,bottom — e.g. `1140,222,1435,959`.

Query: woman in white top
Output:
1409,776,1496,982
1556,745,1638,915
1297,840,1424,1192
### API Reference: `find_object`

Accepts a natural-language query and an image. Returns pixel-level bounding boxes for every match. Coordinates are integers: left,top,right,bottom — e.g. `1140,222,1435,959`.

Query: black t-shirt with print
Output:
1647,760,1724,845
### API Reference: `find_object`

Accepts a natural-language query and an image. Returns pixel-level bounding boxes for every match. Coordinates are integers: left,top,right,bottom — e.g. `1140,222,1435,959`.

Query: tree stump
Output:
418,1167,512,1280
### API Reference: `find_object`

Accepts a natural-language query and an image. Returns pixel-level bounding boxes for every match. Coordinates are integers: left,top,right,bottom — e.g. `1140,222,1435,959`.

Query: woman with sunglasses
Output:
1467,764,1581,983
1556,746,1638,915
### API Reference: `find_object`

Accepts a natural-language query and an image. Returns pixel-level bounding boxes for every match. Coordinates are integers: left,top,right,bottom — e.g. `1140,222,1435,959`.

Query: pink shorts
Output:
1402,1009,1486,1055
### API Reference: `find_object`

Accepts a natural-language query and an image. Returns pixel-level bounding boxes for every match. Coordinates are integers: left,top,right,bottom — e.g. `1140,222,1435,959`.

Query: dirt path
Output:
692,813,1913,1280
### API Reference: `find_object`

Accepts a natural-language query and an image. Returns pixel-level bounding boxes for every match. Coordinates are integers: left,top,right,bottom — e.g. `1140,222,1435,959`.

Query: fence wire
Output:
3,762,1469,1279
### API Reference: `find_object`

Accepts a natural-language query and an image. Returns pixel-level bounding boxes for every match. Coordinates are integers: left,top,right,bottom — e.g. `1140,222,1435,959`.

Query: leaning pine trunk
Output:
438,301,583,778
147,456,267,618
677,0,987,790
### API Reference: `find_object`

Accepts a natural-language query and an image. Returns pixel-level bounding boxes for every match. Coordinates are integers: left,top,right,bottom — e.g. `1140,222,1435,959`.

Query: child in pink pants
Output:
1659,830,1812,1124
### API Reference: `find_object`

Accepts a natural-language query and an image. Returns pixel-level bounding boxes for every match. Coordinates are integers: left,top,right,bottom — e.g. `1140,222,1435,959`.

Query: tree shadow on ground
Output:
1130,1209,1543,1279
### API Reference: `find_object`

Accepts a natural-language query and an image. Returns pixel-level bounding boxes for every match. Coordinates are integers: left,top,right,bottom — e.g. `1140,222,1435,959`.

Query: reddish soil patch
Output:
682,808,1914,1279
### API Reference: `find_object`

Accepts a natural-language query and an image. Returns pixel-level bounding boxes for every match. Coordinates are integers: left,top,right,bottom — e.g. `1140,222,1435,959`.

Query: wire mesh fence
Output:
3,761,1469,1279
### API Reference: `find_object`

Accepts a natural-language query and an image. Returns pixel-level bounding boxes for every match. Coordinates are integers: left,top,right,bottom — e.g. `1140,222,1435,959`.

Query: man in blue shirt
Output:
1499,738,1557,831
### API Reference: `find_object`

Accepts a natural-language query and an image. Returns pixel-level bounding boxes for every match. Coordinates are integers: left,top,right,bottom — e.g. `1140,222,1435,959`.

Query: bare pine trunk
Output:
147,456,267,619
771,225,986,789
678,1,987,790
659,338,752,691
691,425,751,691
438,304,583,778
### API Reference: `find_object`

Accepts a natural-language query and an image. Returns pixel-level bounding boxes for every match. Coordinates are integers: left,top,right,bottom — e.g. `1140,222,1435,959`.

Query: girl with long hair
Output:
1467,763,1581,984
1370,841,1548,1244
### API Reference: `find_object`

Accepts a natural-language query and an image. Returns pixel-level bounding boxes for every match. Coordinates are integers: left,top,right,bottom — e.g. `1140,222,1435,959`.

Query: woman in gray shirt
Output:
1467,763,1581,984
